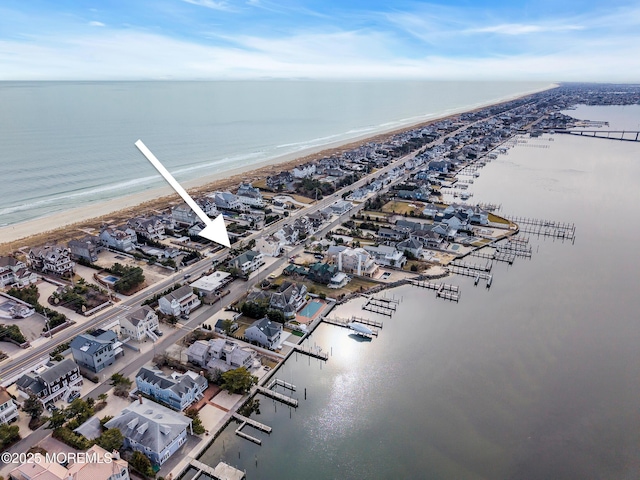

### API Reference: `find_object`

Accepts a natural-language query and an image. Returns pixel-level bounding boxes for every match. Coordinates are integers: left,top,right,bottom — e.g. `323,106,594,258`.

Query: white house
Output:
245,317,282,349
0,387,19,425
292,163,316,178
209,191,244,211
364,245,407,268
0,257,37,287
229,250,264,275
327,246,379,277
236,182,264,207
28,245,75,276
187,338,255,372
120,306,161,342
158,285,201,317
189,271,232,297
254,235,283,257
99,227,137,252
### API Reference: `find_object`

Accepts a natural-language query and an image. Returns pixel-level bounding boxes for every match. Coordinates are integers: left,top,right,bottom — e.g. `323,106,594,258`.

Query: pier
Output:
291,344,329,361
324,315,383,330
469,249,515,264
190,459,245,480
450,260,492,272
505,215,576,240
256,386,298,407
233,413,272,445
556,129,640,142
448,265,493,287
497,241,532,258
410,279,463,300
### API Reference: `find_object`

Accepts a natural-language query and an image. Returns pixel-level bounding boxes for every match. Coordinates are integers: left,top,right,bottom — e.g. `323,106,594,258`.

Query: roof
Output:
190,271,231,293
233,250,261,266
104,398,192,455
125,306,155,326
0,387,13,405
70,331,115,356
66,445,129,480
9,460,68,480
248,317,281,339
163,285,194,302
39,358,79,385
136,367,207,398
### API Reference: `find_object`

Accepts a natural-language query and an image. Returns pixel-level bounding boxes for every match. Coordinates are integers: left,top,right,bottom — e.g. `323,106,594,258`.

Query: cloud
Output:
469,23,584,35
88,21,105,27
182,0,234,12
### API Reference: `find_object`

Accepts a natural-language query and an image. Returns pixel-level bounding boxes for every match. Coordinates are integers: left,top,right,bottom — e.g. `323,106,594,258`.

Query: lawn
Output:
488,213,511,225
381,200,425,216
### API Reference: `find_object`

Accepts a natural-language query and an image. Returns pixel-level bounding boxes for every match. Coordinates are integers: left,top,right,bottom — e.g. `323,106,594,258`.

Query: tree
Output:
66,398,94,424
184,408,205,435
23,394,43,419
97,393,108,402
47,410,68,429
0,424,20,449
266,309,285,324
97,428,124,452
220,367,257,395
129,451,155,477
221,319,235,335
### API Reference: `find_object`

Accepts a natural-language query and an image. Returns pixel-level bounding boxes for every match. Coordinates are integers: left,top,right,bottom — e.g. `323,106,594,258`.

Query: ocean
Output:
0,80,550,227
195,105,640,479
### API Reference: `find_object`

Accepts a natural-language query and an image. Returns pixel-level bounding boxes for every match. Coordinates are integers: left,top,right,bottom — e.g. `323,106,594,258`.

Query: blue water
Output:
0,81,551,226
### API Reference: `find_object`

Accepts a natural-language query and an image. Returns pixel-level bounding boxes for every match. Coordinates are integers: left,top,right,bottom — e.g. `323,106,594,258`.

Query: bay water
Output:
0,81,549,226
198,105,640,479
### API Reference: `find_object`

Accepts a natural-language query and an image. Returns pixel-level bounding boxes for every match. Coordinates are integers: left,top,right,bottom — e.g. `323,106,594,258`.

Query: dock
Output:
362,295,399,317
505,215,576,240
450,260,492,272
256,385,298,407
291,344,328,361
448,265,493,287
410,279,463,299
232,413,272,433
469,249,515,264
324,315,383,329
556,129,640,142
190,459,245,480
497,241,532,258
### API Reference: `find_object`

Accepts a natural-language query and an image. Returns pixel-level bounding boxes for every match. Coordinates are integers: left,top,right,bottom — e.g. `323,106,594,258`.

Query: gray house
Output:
244,317,282,349
70,329,123,373
135,367,207,411
16,359,83,406
104,398,192,466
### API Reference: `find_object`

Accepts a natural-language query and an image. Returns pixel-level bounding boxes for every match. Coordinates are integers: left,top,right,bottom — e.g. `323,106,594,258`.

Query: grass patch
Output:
488,213,510,224
381,200,424,216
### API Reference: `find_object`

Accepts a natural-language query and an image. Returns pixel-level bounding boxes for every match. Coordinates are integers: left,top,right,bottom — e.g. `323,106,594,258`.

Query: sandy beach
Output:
0,84,555,255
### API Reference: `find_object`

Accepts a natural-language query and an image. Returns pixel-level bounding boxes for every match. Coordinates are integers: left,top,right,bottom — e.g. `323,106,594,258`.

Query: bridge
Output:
555,129,640,142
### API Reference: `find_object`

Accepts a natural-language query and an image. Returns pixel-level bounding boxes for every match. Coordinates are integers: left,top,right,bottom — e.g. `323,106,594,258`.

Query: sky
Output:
0,0,639,81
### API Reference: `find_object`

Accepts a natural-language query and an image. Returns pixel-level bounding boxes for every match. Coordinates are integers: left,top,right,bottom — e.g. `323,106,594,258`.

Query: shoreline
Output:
0,83,556,255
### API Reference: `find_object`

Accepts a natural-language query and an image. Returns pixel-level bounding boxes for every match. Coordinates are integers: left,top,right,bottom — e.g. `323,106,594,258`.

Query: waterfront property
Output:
16,358,83,406
187,338,255,371
9,445,130,480
104,397,192,466
244,317,283,349
0,256,37,288
135,366,208,411
68,236,102,263
70,329,124,373
27,245,75,276
99,226,137,252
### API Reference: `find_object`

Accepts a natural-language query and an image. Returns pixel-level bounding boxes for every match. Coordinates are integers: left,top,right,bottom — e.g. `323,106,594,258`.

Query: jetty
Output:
556,129,640,142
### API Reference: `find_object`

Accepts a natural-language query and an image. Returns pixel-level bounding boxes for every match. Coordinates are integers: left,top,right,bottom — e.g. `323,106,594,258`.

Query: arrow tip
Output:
199,215,231,248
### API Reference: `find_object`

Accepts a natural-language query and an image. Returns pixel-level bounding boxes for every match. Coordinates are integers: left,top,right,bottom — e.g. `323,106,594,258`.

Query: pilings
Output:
256,386,299,407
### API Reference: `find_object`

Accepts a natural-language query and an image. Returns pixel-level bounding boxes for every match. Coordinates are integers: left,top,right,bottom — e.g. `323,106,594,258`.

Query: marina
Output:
506,215,576,240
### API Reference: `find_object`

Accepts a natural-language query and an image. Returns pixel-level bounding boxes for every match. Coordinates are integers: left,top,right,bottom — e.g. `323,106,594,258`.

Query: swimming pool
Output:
298,300,323,317
103,275,119,283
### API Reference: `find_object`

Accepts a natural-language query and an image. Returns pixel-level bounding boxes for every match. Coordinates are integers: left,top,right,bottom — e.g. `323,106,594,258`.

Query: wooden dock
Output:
470,249,514,264
451,260,492,272
324,315,383,330
256,386,298,407
505,215,576,240
362,295,399,317
233,413,272,433
448,265,493,288
190,459,245,480
291,344,328,361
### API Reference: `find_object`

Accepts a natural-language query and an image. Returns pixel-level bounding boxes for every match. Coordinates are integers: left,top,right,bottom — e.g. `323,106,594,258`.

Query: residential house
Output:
0,293,35,319
328,246,379,277
10,445,130,480
292,163,316,178
236,182,264,207
171,204,198,227
214,318,239,334
209,191,244,211
229,250,264,276
266,171,293,190
0,257,36,287
128,216,166,240
68,236,101,263
0,387,19,425
273,225,298,245
104,398,192,466
99,226,137,252
28,245,75,276
306,262,338,285
269,282,307,319
244,317,283,349
364,245,407,268
120,306,161,342
396,238,424,258
135,367,207,411
158,285,201,317
254,235,283,257
330,200,353,215
70,329,123,373
188,338,255,372
16,359,83,405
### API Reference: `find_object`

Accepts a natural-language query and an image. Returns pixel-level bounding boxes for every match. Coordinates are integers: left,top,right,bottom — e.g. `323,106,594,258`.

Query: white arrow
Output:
134,139,231,248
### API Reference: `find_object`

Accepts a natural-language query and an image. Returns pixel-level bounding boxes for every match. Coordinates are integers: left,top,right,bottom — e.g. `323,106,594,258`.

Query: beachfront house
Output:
135,367,207,411
171,204,198,227
99,226,137,252
292,163,316,178
70,329,123,373
244,317,282,349
16,359,83,406
104,397,192,466
68,236,101,263
128,216,166,240
158,285,201,317
236,182,264,207
120,306,161,342
210,191,245,211
0,257,37,287
28,245,75,277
